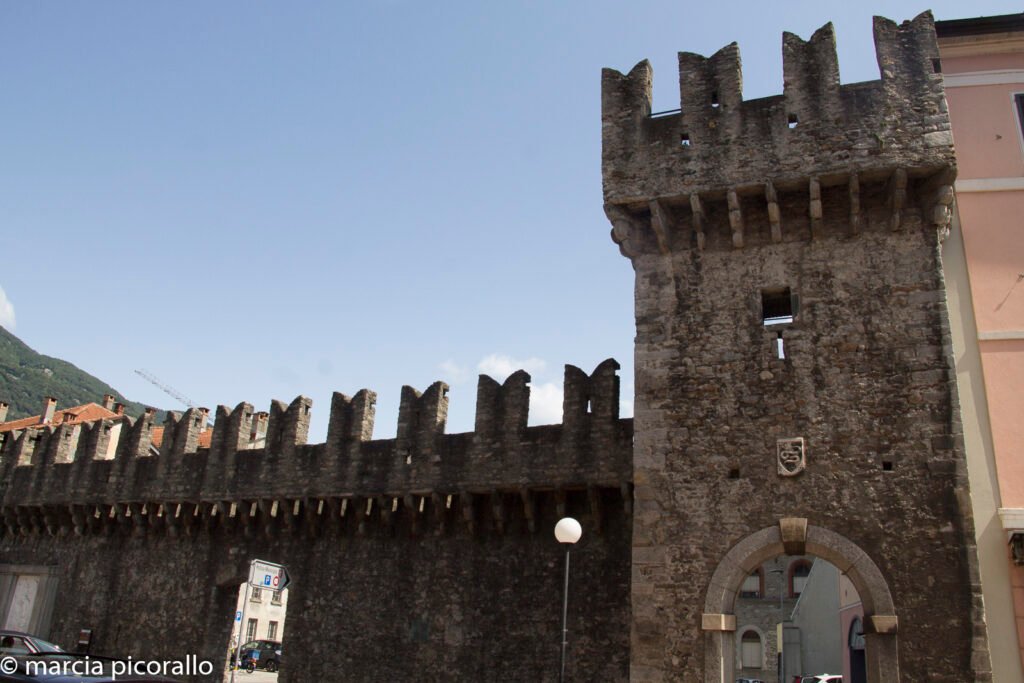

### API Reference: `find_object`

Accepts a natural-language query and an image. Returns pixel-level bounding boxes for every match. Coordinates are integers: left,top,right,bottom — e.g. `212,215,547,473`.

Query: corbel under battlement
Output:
604,166,956,258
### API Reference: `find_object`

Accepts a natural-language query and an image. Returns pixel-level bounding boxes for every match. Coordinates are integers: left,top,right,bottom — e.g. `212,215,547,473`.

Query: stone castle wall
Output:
0,361,633,682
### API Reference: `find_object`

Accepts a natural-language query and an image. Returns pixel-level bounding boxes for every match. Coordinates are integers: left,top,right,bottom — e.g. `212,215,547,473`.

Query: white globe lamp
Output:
554,517,582,545
555,516,582,682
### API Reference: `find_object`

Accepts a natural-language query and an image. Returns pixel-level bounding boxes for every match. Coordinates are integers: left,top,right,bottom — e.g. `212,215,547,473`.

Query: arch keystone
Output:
701,613,736,632
779,517,807,555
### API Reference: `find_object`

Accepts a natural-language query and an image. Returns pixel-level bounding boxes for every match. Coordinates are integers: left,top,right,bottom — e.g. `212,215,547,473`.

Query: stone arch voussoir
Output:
702,521,898,683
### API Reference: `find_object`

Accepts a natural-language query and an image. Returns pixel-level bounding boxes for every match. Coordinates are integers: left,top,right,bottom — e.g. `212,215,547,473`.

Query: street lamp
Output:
769,568,786,682
555,517,582,683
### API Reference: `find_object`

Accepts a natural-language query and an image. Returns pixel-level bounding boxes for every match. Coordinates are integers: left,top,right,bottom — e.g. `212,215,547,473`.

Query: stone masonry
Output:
0,362,633,682
603,11,990,683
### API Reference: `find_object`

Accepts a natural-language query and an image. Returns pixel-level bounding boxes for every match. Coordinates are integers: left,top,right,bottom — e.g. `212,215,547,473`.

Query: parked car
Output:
0,630,64,656
800,676,844,683
0,652,181,682
736,678,765,683
0,630,181,682
237,640,282,673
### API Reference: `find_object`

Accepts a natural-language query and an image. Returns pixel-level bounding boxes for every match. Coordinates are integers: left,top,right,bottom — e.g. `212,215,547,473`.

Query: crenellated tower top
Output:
601,12,955,258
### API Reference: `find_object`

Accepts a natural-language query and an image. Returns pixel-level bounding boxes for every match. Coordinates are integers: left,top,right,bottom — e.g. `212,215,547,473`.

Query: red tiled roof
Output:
149,426,212,449
0,403,119,433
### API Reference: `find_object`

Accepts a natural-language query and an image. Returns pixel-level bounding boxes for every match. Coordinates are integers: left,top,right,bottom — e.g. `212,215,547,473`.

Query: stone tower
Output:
602,12,991,683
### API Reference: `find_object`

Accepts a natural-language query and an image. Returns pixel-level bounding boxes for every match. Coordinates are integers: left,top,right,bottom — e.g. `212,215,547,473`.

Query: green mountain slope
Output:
0,325,156,421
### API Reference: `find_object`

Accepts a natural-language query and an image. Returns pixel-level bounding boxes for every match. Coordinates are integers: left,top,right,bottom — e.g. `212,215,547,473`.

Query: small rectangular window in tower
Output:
761,287,795,326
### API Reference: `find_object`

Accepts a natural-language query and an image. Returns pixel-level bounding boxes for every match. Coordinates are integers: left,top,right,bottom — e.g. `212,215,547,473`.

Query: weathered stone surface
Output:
603,15,953,209
0,362,633,683
604,11,991,683
701,613,737,632
778,517,807,555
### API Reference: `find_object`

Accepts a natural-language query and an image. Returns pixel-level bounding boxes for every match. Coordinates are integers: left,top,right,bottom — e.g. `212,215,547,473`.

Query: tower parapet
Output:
602,12,955,258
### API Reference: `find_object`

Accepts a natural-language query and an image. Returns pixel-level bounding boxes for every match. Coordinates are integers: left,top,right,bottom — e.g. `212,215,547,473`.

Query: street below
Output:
223,668,278,683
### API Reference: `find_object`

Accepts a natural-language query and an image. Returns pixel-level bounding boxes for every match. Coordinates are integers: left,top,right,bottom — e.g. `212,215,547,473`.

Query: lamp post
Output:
554,517,582,683
769,568,786,683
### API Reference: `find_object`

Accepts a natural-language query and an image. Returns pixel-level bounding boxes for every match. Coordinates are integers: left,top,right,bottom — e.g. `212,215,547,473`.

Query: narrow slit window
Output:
787,113,799,129
932,58,942,73
762,287,795,326
711,91,719,108
680,133,691,147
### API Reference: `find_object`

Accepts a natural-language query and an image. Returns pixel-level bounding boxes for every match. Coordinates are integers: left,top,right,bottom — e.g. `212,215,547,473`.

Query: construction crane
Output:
134,368,198,410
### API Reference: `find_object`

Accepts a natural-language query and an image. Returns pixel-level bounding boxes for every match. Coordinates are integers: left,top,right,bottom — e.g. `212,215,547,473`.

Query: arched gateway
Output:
702,520,897,683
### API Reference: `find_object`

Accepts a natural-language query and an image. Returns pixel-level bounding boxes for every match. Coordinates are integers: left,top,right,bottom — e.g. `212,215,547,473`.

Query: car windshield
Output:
32,638,63,653
0,635,63,656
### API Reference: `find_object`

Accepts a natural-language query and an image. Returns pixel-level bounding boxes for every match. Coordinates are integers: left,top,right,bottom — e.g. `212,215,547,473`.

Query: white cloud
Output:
0,286,15,330
477,353,546,381
529,382,563,425
620,398,634,418
439,359,470,384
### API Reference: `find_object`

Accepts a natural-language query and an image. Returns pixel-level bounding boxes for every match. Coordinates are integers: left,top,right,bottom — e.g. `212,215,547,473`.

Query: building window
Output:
740,630,762,669
246,618,258,641
267,621,279,640
271,590,282,605
0,635,31,655
761,287,796,326
251,587,262,602
739,568,763,598
849,616,865,650
789,560,812,598
1016,94,1024,139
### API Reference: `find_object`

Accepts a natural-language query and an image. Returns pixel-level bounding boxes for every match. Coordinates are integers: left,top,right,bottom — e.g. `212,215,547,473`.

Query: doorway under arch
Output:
849,616,867,683
701,520,899,683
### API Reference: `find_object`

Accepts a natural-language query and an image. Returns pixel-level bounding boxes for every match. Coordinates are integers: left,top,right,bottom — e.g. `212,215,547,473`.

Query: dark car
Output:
0,653,181,682
0,631,64,656
0,630,181,683
237,640,282,673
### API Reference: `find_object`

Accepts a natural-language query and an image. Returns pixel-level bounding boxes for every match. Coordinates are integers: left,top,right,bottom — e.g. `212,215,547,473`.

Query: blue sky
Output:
1,1,1019,439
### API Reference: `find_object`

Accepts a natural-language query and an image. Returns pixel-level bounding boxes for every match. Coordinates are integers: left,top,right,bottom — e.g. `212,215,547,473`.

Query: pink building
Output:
937,14,1024,681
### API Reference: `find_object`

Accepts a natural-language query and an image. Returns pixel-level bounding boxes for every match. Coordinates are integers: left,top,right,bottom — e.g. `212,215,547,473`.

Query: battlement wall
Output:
0,360,632,537
602,13,955,257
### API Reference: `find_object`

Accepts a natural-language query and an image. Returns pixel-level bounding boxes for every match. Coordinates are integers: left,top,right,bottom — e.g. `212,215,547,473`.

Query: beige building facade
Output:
230,585,289,648
938,14,1024,680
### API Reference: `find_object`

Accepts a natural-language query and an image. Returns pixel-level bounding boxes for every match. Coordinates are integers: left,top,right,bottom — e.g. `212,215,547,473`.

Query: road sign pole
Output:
230,576,252,683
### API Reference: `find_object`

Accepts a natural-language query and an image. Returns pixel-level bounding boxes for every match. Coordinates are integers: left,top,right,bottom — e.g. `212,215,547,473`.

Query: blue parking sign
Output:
263,575,271,586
